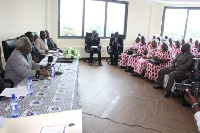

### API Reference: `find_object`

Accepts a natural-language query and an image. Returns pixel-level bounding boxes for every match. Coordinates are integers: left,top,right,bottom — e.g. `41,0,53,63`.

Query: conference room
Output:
1,0,200,132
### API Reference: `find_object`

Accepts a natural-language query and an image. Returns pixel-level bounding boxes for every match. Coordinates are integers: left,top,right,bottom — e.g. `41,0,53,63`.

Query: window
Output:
84,0,105,37
58,0,128,38
59,0,83,36
162,7,200,41
162,9,187,40
185,10,200,41
106,2,126,37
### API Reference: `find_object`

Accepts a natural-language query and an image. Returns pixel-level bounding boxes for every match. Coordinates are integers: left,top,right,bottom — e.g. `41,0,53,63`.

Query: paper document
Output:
0,117,10,128
91,46,98,49
0,86,27,98
48,50,57,53
41,125,66,133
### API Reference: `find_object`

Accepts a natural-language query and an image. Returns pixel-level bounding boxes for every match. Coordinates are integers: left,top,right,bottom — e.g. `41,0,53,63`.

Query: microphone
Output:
47,56,54,67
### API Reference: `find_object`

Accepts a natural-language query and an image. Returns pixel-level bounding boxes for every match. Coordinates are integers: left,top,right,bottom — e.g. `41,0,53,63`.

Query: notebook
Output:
56,58,73,63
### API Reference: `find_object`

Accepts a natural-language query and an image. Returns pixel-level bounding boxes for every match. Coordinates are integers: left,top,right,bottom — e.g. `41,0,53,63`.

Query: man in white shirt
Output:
5,37,48,86
34,31,49,54
185,89,200,131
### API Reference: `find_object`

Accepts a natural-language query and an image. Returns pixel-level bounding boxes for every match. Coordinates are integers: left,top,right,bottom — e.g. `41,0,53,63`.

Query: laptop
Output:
56,58,73,63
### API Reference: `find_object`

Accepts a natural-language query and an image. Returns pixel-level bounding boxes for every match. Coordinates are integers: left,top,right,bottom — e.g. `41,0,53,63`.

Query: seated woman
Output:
126,36,147,72
191,40,199,56
132,39,159,76
156,36,163,50
169,38,175,50
172,40,181,59
4,37,48,86
191,39,198,50
120,36,141,68
191,40,200,57
144,40,172,82
146,36,156,50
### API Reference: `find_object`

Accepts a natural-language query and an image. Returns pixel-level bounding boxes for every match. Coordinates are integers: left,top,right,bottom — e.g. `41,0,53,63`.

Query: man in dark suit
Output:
45,30,57,50
45,30,63,52
87,30,102,66
109,32,123,66
25,32,45,63
153,43,195,97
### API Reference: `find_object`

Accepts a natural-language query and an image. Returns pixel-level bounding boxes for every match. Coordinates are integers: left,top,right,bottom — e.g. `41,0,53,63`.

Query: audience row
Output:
119,35,198,97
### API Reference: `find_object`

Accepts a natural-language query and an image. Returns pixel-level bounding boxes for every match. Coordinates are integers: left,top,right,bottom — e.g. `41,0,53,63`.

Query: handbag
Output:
149,59,161,65
126,50,133,55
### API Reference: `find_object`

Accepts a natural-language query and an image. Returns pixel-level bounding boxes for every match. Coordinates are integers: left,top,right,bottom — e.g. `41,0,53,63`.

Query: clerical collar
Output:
21,52,28,61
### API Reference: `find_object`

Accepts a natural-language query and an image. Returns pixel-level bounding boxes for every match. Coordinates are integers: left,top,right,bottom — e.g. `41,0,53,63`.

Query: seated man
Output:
0,47,14,93
25,31,45,63
109,32,123,66
45,30,63,52
153,43,195,97
34,31,49,54
87,30,102,66
5,37,48,86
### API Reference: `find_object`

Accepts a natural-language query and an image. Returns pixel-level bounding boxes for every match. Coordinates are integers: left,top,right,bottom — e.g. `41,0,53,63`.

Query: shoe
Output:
131,73,138,76
164,91,171,97
153,85,163,89
130,71,135,74
89,63,92,66
99,63,103,66
120,66,126,69
114,63,118,66
125,67,131,72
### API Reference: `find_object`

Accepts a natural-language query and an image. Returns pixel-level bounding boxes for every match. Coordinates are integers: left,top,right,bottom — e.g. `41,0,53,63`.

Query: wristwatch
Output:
192,103,199,110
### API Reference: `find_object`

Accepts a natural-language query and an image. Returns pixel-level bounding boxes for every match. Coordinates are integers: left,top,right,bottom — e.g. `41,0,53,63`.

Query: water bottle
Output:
10,94,19,118
51,64,55,78
27,76,33,95
56,48,59,58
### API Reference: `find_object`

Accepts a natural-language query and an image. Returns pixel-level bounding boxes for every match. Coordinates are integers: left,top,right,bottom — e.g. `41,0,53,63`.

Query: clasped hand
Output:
169,66,176,71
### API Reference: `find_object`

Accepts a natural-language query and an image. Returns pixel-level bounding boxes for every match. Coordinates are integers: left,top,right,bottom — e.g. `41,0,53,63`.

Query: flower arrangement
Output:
63,47,80,59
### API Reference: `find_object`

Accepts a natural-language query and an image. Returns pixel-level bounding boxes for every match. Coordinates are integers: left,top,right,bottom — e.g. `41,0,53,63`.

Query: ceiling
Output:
133,0,200,4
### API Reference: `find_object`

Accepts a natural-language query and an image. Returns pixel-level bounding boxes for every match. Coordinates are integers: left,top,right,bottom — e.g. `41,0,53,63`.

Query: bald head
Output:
92,30,97,35
181,43,190,53
114,32,118,38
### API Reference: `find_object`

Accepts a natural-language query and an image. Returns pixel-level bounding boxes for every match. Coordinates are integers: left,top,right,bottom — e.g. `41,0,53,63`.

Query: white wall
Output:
1,0,200,66
0,0,46,42
0,0,47,67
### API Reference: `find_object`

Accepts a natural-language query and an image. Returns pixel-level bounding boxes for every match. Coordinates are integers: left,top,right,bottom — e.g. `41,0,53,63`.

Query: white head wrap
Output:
137,36,141,40
177,40,181,44
153,39,159,45
162,39,170,47
141,35,145,40
157,36,162,40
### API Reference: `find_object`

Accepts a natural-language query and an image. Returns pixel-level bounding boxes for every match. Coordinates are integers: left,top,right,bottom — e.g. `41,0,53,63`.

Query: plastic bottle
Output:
10,94,19,118
27,76,33,95
57,48,59,58
51,64,55,78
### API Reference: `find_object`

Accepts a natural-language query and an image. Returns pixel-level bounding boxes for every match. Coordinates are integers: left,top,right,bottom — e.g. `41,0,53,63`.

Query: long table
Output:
0,55,79,118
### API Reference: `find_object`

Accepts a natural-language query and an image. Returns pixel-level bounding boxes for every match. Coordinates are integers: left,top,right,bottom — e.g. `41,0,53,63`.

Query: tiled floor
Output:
78,60,198,133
